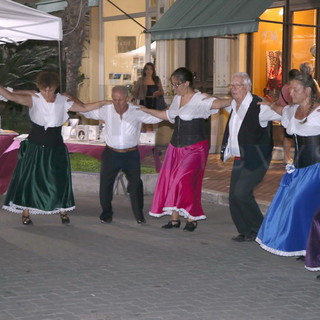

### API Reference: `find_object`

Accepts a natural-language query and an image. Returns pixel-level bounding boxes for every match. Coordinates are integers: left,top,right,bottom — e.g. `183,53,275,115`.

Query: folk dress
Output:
2,93,75,214
256,104,320,256
149,92,217,221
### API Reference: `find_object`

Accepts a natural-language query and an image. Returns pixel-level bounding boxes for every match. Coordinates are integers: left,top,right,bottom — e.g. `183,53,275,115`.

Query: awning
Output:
0,0,62,44
150,0,274,40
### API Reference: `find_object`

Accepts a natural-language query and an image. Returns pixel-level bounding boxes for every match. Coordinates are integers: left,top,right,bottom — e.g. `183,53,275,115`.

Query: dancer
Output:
139,67,231,231
0,71,101,225
256,71,320,256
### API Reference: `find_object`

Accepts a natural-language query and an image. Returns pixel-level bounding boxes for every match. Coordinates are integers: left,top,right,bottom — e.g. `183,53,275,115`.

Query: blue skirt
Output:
256,163,320,256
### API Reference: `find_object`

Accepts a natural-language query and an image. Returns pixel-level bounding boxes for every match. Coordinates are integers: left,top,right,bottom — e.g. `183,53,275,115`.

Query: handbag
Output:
155,95,167,110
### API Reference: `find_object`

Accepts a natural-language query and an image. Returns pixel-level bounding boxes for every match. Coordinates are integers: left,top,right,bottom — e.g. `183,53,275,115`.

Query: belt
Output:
106,145,138,153
234,156,242,160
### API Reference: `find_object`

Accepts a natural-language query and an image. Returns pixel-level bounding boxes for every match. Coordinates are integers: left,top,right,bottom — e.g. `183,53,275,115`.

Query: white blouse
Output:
282,104,320,136
166,92,217,124
29,93,73,130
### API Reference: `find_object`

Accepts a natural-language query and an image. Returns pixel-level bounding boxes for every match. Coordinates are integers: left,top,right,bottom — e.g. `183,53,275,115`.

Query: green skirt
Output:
3,140,75,214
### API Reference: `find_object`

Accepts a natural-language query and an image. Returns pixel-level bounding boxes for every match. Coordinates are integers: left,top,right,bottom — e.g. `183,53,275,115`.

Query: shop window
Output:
104,17,148,98
252,8,283,100
292,10,317,71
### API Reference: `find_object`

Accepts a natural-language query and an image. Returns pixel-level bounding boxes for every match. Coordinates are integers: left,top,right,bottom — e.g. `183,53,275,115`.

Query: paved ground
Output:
1,190,320,320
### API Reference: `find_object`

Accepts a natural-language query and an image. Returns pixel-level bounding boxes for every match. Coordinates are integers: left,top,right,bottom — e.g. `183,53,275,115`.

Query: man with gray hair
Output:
80,85,162,224
221,72,278,242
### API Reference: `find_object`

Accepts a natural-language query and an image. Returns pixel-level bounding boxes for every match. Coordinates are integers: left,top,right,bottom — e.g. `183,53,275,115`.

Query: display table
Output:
0,139,161,194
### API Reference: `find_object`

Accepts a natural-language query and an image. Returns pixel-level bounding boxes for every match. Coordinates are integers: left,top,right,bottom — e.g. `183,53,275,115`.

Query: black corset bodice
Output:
170,117,210,147
28,122,63,147
294,134,320,168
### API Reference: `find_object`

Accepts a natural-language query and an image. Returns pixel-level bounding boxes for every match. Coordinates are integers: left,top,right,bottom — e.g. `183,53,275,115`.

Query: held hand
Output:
211,97,232,109
62,93,83,104
201,93,212,100
152,91,161,97
258,97,284,115
257,96,272,106
137,105,149,112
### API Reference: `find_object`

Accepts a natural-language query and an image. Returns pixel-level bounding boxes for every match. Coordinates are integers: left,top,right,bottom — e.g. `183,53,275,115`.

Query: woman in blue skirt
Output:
256,71,320,256
0,72,102,225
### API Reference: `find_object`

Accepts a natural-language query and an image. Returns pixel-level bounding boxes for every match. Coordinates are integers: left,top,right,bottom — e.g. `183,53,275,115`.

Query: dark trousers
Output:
99,147,144,221
229,159,270,236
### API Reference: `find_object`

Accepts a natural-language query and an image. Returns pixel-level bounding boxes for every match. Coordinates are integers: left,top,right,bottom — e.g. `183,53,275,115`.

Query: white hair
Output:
232,72,252,89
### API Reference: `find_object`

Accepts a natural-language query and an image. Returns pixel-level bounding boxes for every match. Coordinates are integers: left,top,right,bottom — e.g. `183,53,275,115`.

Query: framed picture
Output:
118,36,136,53
76,125,88,141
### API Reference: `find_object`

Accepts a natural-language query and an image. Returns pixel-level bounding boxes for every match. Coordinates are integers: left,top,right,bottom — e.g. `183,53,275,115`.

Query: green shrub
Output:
69,153,156,174
70,153,100,172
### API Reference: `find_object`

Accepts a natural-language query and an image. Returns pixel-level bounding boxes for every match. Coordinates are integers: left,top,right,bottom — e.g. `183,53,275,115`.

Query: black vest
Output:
220,95,273,170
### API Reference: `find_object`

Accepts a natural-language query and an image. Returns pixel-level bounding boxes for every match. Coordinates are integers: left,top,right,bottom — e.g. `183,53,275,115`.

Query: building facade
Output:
33,0,320,151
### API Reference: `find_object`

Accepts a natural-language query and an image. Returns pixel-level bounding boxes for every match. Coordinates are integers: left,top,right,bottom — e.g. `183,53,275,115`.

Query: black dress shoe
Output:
137,218,146,224
183,221,198,232
246,232,257,241
100,217,112,223
162,220,181,229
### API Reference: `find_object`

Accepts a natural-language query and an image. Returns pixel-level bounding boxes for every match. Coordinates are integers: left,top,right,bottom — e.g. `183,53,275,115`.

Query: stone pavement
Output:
1,190,320,320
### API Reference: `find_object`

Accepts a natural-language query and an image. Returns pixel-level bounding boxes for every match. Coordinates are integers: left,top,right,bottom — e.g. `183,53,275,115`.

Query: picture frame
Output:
76,125,88,141
117,36,136,53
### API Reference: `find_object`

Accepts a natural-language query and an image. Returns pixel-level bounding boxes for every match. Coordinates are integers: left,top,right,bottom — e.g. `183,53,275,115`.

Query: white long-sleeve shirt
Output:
81,103,162,149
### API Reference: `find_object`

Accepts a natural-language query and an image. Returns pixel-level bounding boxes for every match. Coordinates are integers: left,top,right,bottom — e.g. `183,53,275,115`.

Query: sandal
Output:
60,212,70,224
22,214,33,225
161,220,181,229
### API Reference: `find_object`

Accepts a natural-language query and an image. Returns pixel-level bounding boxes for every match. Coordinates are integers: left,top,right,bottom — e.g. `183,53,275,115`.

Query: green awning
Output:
150,0,274,40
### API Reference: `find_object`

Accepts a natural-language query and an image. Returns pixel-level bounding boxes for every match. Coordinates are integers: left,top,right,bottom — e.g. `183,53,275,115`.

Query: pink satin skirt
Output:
149,140,209,220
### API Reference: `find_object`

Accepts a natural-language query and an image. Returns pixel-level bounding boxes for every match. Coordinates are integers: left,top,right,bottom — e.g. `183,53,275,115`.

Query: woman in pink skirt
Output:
139,67,230,231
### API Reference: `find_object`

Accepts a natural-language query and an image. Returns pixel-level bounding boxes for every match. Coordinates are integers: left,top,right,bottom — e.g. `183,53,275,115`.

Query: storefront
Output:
56,0,320,150
101,0,158,99
250,0,320,148
251,0,320,100
148,0,320,151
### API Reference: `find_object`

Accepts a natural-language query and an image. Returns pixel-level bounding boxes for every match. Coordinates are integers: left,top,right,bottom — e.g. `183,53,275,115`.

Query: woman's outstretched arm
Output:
0,86,32,107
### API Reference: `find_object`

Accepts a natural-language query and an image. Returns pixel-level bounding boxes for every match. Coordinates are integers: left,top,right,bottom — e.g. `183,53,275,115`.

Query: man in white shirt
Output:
81,86,161,224
221,72,279,242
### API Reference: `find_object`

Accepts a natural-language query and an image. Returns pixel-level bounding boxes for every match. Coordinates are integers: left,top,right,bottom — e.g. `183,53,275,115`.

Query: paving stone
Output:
1,181,320,320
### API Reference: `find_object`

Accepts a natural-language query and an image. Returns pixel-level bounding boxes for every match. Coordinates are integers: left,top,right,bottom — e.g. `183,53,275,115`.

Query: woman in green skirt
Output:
0,71,104,225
